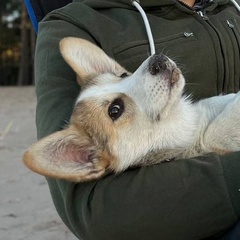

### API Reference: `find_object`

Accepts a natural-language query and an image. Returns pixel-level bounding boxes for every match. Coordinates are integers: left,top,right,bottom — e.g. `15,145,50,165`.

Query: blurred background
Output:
0,0,34,86
0,2,77,239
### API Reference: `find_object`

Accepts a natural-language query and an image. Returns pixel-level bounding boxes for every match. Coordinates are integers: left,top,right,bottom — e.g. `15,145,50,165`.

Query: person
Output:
34,0,240,239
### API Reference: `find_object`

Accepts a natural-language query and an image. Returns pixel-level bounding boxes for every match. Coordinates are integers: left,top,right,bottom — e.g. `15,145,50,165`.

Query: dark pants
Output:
222,221,240,240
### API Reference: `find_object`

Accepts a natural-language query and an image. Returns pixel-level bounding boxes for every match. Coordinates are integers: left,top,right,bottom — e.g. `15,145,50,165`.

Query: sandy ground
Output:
0,87,77,240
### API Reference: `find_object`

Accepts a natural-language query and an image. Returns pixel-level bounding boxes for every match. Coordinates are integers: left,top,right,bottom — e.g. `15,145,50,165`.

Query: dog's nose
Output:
148,54,168,75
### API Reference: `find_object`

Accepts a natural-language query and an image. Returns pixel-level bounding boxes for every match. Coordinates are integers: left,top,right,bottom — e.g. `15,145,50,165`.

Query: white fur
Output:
23,38,240,182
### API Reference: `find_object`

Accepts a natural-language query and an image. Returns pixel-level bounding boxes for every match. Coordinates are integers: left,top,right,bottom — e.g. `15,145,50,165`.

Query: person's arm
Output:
35,15,240,240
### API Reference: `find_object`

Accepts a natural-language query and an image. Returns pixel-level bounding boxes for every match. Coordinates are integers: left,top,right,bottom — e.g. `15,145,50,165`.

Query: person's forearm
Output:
45,155,240,240
221,152,240,217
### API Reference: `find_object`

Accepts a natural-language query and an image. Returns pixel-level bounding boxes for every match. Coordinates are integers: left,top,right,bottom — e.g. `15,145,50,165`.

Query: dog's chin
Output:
148,71,185,122
170,67,182,87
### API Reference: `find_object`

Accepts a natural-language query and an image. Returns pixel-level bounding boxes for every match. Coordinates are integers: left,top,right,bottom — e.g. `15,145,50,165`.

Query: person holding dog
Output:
33,0,240,239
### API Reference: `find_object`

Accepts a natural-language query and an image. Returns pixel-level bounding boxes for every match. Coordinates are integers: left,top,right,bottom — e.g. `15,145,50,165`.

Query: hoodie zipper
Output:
179,0,227,93
225,19,240,92
195,6,240,93
201,16,227,93
226,19,240,46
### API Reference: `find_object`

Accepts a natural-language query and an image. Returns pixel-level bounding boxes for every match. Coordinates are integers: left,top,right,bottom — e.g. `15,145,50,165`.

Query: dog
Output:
23,37,240,182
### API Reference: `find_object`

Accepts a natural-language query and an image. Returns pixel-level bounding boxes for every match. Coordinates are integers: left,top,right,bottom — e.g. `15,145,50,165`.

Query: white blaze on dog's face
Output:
23,37,186,182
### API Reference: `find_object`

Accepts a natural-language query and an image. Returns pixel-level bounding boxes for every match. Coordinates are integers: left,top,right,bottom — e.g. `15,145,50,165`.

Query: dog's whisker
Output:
185,82,201,86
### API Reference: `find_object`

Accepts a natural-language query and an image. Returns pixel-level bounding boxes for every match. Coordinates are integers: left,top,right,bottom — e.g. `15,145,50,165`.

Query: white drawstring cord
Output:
132,0,240,55
230,0,240,12
131,0,156,55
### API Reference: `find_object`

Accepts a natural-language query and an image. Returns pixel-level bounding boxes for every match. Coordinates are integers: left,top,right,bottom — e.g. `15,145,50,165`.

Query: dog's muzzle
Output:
148,54,181,85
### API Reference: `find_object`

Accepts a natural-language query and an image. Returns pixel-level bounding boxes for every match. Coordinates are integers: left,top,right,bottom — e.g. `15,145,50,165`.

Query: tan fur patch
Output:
71,93,136,170
210,148,231,156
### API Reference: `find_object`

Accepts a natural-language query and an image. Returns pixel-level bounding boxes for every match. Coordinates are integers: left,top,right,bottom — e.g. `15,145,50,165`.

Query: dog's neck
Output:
155,97,200,149
115,98,201,171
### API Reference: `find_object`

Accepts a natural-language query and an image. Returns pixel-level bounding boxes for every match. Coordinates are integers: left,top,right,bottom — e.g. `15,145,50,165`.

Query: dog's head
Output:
23,38,186,182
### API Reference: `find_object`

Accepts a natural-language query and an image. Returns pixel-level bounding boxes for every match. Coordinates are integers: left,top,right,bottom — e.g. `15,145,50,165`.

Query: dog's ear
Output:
23,127,109,182
59,37,125,85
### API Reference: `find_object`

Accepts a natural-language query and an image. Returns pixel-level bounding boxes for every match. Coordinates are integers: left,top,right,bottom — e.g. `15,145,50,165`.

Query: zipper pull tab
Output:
184,32,194,37
197,10,209,20
226,20,234,28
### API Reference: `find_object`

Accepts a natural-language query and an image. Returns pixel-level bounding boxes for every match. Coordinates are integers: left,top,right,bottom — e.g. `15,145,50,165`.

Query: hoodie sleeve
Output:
35,12,240,240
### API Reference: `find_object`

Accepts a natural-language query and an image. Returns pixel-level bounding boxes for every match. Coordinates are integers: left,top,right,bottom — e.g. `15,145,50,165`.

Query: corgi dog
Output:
23,37,240,182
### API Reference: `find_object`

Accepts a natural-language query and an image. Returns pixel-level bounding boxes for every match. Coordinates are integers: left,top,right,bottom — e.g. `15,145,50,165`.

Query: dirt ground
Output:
0,87,77,240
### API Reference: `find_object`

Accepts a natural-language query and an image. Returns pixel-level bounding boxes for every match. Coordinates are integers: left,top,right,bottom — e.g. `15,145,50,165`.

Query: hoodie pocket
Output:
113,31,196,72
225,19,240,50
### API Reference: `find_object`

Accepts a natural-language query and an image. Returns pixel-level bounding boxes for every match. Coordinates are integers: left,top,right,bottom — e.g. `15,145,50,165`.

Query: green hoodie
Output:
35,0,240,239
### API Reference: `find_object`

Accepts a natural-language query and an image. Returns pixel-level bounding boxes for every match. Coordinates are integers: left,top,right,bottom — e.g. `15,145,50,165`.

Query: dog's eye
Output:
108,98,124,121
120,73,128,78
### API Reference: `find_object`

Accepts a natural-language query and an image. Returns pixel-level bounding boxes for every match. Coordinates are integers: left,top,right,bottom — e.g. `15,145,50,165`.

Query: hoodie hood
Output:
73,0,176,9
73,0,240,12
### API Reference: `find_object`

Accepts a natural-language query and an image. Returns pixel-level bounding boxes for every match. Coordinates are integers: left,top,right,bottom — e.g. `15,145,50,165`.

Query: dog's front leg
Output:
203,92,240,155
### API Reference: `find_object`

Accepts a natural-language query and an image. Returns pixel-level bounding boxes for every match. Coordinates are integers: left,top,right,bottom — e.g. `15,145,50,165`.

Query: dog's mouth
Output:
148,54,181,87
